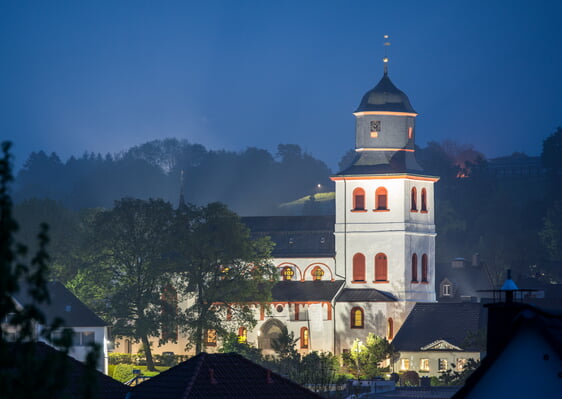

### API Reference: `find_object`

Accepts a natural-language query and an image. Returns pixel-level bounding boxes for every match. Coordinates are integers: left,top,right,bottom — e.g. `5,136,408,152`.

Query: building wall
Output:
393,350,481,377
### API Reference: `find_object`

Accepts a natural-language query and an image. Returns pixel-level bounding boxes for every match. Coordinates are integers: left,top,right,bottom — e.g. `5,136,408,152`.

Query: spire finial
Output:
383,34,390,75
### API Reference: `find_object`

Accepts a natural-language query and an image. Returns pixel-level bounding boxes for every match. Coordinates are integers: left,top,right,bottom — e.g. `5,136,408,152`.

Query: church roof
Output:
272,280,344,302
128,352,323,399
336,288,397,302
355,73,416,114
12,281,107,327
242,216,335,258
391,302,486,352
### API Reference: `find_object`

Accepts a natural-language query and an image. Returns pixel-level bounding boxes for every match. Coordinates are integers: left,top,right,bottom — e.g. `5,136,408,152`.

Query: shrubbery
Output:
112,364,134,382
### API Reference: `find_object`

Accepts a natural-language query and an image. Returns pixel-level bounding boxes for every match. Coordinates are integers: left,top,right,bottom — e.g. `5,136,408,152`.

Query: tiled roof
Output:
242,216,335,258
5,342,128,399
12,281,107,327
271,281,344,302
129,352,324,399
392,302,486,352
336,288,397,302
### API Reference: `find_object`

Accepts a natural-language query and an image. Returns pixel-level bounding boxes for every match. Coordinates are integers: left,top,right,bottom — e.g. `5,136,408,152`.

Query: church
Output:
238,62,439,354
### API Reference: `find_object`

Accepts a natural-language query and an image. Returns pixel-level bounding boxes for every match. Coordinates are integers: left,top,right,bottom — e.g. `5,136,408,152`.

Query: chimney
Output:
484,270,525,357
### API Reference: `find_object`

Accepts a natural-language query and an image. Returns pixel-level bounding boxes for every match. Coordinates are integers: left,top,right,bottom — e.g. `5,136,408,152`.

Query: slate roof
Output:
129,352,324,399
336,288,397,302
356,73,416,113
4,342,128,399
272,280,344,302
242,216,335,258
435,263,494,302
392,302,486,352
452,305,562,399
12,281,107,327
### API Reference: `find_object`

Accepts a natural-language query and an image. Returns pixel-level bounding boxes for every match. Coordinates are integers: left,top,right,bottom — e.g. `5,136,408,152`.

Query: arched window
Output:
411,253,418,283
350,307,364,328
421,188,428,212
421,254,428,282
281,266,295,281
300,327,309,349
411,187,417,211
375,187,388,210
353,188,365,211
352,253,366,282
206,329,217,346
387,318,394,340
238,327,247,343
312,266,324,281
374,253,388,282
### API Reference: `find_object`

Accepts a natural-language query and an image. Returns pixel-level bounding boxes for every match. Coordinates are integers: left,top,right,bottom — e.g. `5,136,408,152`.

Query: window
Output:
226,308,232,321
300,327,309,349
281,266,295,281
352,253,366,282
438,358,448,372
370,120,381,138
312,266,324,281
421,254,428,283
238,327,247,343
420,358,430,372
411,253,418,283
421,188,428,212
374,253,388,282
456,358,467,371
400,358,410,371
206,329,217,346
72,331,95,346
411,187,417,211
294,304,300,321
408,126,413,139
353,188,366,211
387,318,394,340
442,283,451,296
350,307,364,329
375,187,388,210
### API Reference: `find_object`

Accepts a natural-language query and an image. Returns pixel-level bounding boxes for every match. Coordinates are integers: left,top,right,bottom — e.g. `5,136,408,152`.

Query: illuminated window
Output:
438,358,448,372
456,358,467,371
421,254,428,283
370,120,381,137
408,126,413,139
238,327,247,343
421,188,428,212
375,187,388,210
281,266,295,281
350,307,364,329
312,266,324,281
206,329,217,346
420,358,429,372
352,253,366,282
411,253,418,283
411,187,417,211
300,327,309,349
375,253,388,282
400,358,410,371
387,318,394,340
353,188,366,211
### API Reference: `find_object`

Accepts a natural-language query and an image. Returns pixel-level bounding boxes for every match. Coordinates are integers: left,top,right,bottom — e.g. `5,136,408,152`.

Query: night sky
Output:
2,1,561,171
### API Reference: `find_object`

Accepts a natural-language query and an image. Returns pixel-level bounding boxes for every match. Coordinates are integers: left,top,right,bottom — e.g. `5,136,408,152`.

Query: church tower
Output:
331,62,438,305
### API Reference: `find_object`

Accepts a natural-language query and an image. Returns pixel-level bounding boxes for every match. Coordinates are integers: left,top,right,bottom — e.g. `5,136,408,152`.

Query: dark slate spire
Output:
355,74,416,114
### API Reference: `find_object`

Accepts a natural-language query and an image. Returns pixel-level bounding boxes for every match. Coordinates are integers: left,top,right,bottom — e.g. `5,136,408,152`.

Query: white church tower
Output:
331,58,438,350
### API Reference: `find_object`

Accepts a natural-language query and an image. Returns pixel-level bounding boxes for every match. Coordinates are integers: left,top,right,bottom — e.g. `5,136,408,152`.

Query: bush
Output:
113,364,135,382
108,352,133,365
401,371,420,386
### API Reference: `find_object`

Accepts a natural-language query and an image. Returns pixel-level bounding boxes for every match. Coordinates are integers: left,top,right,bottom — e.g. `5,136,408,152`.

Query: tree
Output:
176,202,277,354
342,334,393,379
0,142,99,398
89,198,176,371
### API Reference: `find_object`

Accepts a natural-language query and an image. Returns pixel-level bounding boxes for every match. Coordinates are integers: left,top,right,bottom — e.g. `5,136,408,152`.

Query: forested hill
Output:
13,139,333,216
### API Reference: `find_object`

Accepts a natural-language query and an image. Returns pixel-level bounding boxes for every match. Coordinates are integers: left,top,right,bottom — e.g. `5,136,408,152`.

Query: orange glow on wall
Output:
354,111,418,117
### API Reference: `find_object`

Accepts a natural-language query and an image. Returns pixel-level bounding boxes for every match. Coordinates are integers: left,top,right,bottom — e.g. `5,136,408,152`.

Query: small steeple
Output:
178,169,187,210
383,34,390,75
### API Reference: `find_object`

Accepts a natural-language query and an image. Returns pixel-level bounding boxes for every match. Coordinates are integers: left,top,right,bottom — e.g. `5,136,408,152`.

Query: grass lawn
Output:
108,364,171,380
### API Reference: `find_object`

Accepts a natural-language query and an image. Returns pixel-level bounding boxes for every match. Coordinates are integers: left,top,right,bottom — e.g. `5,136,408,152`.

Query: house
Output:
435,258,494,303
10,281,110,374
128,352,324,398
3,341,128,399
391,302,486,377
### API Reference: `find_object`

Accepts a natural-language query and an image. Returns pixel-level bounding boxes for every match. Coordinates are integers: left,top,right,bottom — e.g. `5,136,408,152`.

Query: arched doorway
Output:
259,319,288,352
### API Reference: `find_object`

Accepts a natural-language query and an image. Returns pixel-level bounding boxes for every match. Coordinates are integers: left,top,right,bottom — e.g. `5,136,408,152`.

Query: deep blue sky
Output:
1,1,561,171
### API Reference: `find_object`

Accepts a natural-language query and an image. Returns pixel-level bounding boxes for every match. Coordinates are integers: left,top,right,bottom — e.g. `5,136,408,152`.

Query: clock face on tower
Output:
370,120,381,138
